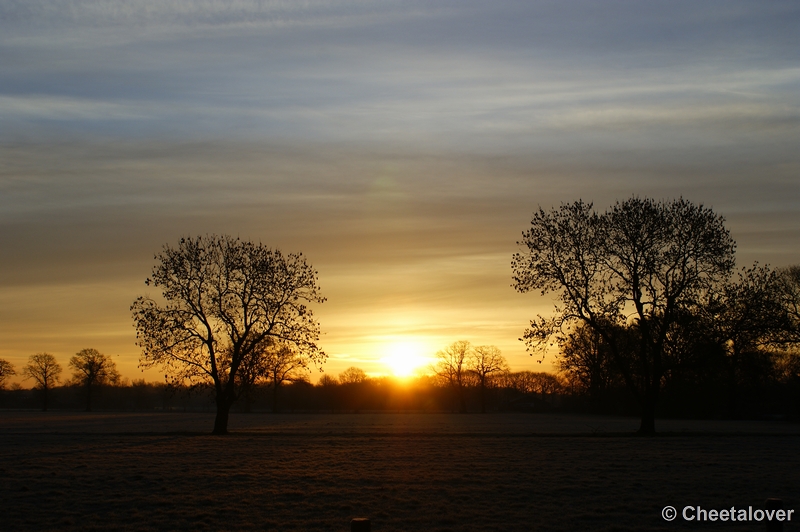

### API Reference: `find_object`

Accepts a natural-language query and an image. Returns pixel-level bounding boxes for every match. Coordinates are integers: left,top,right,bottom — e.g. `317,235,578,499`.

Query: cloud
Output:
2,1,797,154
0,0,443,47
1,0,798,378
0,94,155,120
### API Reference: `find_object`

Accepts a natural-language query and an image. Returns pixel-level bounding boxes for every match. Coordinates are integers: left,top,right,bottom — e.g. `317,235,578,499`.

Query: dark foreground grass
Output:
1,413,798,531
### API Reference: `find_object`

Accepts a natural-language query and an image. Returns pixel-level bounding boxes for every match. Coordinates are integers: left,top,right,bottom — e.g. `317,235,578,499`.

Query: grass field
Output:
1,412,798,531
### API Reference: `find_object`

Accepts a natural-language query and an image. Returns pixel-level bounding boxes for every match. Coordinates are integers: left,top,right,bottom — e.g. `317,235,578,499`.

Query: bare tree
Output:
339,366,369,384
711,265,792,354
468,345,508,412
558,323,620,400
433,340,472,413
503,371,564,399
22,353,62,411
0,359,15,389
337,366,370,411
132,235,326,434
513,198,735,433
700,264,797,415
530,372,564,398
318,374,338,386
778,265,800,347
69,348,121,411
263,342,312,412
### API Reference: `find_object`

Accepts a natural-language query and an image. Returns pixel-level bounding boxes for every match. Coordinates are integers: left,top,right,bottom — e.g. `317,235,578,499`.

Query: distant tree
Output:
262,342,312,412
778,265,800,347
339,366,369,385
713,265,791,353
774,266,800,407
498,371,534,394
468,345,508,412
337,367,371,411
558,323,623,401
318,374,339,386
132,235,326,434
503,371,564,397
530,372,565,398
68,348,121,411
22,353,62,411
699,264,797,415
513,198,736,433
433,340,472,413
316,373,339,411
0,359,15,389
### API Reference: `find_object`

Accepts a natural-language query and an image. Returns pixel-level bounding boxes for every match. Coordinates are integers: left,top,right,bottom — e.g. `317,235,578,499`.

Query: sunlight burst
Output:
380,341,429,378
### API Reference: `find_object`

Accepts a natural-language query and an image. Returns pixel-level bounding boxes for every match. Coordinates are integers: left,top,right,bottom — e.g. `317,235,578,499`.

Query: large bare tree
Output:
69,348,121,411
513,198,735,433
22,353,62,411
132,235,326,434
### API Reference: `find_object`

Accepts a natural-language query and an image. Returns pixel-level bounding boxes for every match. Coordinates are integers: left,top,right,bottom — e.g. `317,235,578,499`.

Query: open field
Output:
1,412,799,531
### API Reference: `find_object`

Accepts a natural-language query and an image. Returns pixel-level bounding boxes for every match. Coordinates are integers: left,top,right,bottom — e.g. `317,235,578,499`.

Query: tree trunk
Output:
85,384,93,412
213,397,232,435
727,349,741,418
638,392,657,435
272,381,280,413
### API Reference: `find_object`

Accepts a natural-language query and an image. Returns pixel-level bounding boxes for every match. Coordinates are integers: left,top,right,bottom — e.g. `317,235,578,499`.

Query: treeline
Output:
551,265,800,420
0,371,561,414
0,379,200,412
558,344,800,419
2,364,799,419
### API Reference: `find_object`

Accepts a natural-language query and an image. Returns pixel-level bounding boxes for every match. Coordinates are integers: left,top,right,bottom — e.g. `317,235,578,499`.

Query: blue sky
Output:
1,0,799,381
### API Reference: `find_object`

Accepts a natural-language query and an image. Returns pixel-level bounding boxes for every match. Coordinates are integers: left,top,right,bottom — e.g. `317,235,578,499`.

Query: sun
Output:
380,341,429,378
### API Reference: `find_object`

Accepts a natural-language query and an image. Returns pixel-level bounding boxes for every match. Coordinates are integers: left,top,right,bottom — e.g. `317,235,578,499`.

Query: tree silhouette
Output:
318,374,338,386
22,353,62,411
513,198,735,433
337,367,370,411
69,348,121,411
778,265,800,347
261,341,312,413
0,359,15,389
698,264,797,415
468,345,508,412
132,235,325,434
433,340,472,413
557,323,619,401
339,366,369,385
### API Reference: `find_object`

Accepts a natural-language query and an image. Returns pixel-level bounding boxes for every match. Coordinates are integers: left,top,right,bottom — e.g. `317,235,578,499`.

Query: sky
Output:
1,0,799,384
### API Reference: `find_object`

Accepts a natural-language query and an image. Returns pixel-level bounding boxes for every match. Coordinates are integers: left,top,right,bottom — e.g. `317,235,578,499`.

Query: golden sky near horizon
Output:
1,1,799,385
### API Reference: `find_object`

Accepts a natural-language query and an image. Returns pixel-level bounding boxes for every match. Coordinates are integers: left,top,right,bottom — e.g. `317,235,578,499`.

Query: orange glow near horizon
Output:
379,340,433,378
